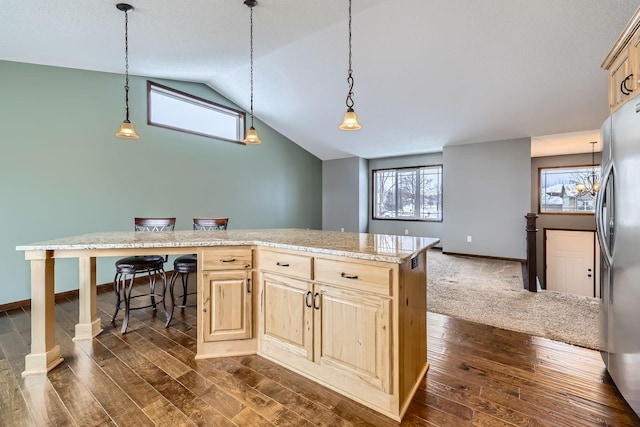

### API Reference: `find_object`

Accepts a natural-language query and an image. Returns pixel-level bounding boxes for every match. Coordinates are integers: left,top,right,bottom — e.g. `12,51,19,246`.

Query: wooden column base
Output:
22,345,63,377
73,318,103,341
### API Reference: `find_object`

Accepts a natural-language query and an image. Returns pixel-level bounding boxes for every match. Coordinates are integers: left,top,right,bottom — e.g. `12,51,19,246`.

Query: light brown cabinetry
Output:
197,247,255,358
262,273,313,359
258,248,426,421
313,282,391,392
603,8,640,113
202,270,251,341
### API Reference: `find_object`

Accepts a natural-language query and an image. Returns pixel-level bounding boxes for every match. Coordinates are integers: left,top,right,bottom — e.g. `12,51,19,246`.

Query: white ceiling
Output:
2,0,638,160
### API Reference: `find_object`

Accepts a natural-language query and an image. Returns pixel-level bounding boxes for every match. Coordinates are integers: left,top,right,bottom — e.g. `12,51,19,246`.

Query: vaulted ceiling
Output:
2,0,638,159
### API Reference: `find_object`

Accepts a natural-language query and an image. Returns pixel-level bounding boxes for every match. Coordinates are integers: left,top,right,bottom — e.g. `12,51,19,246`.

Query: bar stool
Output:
165,217,228,327
112,217,176,333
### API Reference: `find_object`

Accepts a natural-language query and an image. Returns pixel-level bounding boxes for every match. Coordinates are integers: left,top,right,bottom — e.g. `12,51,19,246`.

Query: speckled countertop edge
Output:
16,229,440,264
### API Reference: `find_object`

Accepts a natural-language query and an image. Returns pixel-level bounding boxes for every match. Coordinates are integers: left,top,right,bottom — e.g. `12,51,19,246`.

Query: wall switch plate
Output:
405,229,409,235
467,235,472,243
341,228,344,232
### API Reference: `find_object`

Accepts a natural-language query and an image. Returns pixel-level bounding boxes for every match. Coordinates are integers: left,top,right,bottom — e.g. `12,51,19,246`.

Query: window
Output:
147,81,245,143
539,165,601,214
373,165,443,221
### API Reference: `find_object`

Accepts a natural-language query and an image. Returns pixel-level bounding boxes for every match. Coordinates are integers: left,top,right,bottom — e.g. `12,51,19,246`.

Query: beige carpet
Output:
427,249,600,350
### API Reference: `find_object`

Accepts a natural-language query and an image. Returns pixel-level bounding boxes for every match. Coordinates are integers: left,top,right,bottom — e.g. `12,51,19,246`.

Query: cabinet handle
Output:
341,272,358,280
313,292,320,310
247,278,251,293
305,291,312,308
621,74,634,95
621,80,629,95
276,262,290,267
220,258,236,263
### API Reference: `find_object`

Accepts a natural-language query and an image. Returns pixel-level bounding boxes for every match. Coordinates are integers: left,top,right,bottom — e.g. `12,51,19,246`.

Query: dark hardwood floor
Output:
1,284,639,427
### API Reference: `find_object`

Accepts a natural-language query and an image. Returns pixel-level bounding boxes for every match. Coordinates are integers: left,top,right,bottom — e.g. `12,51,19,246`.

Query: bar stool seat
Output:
115,255,164,274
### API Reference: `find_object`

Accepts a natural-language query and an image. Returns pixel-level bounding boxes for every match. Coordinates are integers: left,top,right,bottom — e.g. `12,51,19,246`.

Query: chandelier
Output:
575,141,600,196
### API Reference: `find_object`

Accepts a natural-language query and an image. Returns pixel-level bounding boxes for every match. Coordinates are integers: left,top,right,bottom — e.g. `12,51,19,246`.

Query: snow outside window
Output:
373,165,443,221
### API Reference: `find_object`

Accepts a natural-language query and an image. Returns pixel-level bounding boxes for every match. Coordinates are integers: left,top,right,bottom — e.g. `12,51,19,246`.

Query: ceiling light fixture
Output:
243,0,261,144
339,0,361,131
115,3,139,140
576,141,600,196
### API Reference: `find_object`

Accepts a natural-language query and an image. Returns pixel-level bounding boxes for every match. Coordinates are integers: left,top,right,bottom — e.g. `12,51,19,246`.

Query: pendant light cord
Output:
249,5,255,127
124,9,131,122
345,0,355,109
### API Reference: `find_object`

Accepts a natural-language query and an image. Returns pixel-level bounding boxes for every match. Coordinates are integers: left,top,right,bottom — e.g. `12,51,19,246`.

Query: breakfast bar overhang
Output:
17,228,439,421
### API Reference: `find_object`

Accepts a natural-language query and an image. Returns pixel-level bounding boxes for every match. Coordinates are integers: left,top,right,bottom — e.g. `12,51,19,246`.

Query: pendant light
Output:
243,0,261,144
339,0,361,131
115,3,139,139
575,141,600,196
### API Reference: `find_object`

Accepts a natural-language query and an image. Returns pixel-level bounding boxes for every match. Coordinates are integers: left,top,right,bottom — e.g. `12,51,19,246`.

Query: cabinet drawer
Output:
314,258,391,295
201,248,252,270
259,250,312,279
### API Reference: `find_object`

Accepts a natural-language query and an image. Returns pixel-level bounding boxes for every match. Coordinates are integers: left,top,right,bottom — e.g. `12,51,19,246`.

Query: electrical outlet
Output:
340,228,344,232
467,235,472,243
405,229,409,235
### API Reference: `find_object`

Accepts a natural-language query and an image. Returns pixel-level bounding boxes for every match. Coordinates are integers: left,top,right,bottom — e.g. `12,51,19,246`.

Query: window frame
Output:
146,80,246,144
371,165,443,222
538,164,600,215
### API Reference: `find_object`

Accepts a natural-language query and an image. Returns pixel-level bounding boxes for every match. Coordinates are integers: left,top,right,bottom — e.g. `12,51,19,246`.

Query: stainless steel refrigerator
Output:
597,97,640,416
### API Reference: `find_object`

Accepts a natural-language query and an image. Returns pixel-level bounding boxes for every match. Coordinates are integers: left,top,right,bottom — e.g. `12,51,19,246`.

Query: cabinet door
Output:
202,270,251,342
262,273,313,360
610,50,633,112
313,284,391,393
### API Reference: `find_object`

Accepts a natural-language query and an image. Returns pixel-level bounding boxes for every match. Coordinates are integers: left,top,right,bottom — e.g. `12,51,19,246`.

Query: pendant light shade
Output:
243,0,261,145
339,108,361,131
244,126,261,144
115,3,139,140
339,0,361,131
115,120,139,139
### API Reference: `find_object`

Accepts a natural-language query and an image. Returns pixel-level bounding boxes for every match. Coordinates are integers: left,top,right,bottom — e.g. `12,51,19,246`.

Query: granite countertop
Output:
16,229,440,264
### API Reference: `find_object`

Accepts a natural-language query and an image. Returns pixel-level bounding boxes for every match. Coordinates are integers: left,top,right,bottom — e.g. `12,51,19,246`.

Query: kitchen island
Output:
16,228,439,421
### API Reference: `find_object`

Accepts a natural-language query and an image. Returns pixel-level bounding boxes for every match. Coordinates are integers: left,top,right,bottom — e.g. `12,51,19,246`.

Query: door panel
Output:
262,274,313,360
203,270,251,342
546,230,595,297
313,284,391,393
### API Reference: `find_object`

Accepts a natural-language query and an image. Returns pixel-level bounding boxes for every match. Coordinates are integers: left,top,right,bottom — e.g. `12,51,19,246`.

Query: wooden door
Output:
313,284,391,393
546,230,595,297
202,270,252,342
262,273,313,360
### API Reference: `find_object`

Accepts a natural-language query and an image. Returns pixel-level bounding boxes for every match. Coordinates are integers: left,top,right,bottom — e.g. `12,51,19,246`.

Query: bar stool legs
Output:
112,266,167,334
165,254,197,327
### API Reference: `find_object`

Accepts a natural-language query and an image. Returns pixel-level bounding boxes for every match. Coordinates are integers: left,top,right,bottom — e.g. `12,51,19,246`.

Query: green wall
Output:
0,60,322,305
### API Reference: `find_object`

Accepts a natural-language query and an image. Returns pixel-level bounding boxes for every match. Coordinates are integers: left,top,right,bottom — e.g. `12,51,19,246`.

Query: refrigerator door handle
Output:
596,160,614,267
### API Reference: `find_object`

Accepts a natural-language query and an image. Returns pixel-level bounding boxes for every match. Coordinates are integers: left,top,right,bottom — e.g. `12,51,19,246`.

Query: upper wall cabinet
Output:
603,7,640,113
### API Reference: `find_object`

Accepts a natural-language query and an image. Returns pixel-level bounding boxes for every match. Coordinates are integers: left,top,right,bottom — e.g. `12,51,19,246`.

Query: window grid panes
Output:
147,81,245,143
373,165,443,221
539,166,601,214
